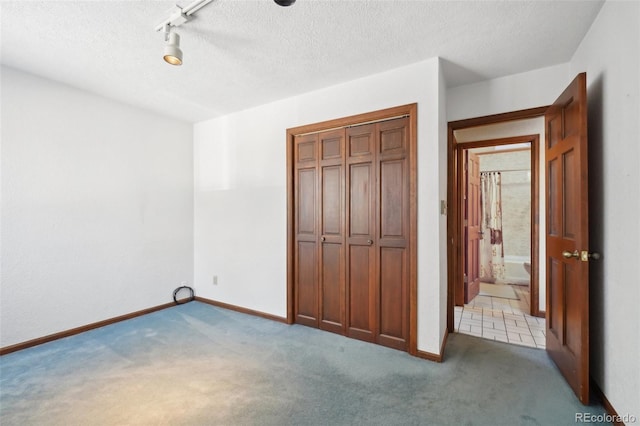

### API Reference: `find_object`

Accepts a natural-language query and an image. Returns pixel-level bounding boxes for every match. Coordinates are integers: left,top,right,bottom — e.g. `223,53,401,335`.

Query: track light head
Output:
163,31,183,66
274,0,295,6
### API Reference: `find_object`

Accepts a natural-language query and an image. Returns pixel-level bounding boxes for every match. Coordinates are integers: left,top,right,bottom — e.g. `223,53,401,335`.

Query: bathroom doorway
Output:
448,115,546,349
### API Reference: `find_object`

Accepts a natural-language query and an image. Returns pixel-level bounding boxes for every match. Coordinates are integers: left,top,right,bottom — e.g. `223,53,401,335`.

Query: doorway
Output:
446,74,591,404
455,136,543,348
447,110,547,349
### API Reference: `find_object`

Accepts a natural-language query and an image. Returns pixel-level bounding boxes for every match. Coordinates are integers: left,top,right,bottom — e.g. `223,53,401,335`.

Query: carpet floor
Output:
0,302,607,425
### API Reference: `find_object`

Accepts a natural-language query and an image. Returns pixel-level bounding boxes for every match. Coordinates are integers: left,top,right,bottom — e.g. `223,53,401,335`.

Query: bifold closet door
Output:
294,133,319,327
318,130,346,334
344,118,409,349
345,124,377,343
376,117,409,351
293,116,409,351
294,130,347,331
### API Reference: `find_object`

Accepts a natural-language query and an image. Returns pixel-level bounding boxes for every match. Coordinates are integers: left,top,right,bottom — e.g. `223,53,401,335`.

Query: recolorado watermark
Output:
575,412,637,423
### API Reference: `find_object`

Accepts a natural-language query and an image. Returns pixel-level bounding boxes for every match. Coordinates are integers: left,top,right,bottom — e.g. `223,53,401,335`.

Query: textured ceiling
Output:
1,0,603,123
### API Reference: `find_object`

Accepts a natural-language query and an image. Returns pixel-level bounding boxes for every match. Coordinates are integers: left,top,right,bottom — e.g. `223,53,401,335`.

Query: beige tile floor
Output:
454,284,546,349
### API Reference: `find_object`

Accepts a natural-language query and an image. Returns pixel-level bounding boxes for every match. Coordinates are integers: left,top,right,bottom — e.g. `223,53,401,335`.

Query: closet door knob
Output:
321,236,326,242
367,239,373,245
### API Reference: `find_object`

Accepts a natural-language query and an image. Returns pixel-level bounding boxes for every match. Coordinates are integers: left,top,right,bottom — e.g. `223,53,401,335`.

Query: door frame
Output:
447,106,548,333
286,103,418,355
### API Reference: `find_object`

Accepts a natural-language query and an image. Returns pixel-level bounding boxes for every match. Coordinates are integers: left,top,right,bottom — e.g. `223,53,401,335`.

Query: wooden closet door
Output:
345,124,377,342
377,117,409,350
294,133,319,327
318,129,346,334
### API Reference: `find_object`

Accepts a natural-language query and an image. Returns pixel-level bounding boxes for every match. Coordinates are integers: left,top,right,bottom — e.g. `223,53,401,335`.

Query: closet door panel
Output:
377,117,409,349
349,163,374,236
346,162,376,341
346,125,377,342
297,168,317,235
380,160,405,238
321,166,342,236
347,245,375,341
320,243,343,332
319,130,346,333
378,247,407,350
294,134,319,327
296,241,318,326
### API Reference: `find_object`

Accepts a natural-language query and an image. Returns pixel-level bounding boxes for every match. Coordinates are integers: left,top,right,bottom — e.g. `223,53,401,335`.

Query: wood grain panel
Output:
297,141,316,162
563,149,576,239
380,127,405,153
548,158,560,237
349,163,373,237
563,97,578,138
379,247,406,349
350,134,373,156
322,165,341,236
321,243,344,332
297,168,316,235
548,114,562,149
548,258,562,341
564,262,580,356
296,241,318,326
322,135,342,160
380,160,404,238
379,117,407,155
348,245,374,340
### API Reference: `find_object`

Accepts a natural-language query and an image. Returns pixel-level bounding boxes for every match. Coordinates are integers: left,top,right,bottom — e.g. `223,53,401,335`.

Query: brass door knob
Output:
367,239,373,245
562,250,579,259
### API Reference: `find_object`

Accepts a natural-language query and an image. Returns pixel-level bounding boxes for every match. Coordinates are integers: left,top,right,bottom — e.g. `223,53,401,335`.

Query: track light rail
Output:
154,0,215,32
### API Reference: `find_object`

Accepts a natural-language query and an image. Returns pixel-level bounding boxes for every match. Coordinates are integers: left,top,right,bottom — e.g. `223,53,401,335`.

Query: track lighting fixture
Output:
163,29,183,66
156,0,295,66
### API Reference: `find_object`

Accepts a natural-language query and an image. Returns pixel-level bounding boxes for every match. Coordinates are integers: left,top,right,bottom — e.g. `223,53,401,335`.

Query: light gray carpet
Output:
0,302,607,425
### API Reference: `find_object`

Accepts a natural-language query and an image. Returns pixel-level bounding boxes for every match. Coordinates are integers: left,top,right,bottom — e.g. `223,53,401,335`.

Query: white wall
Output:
569,0,640,418
0,67,194,348
437,62,449,347
194,58,448,354
447,63,571,122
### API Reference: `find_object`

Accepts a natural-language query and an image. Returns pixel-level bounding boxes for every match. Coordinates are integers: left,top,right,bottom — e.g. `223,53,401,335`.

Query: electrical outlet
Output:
213,275,218,285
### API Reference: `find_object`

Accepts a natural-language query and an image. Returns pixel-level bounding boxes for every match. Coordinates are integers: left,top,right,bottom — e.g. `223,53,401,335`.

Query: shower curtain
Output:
480,172,505,283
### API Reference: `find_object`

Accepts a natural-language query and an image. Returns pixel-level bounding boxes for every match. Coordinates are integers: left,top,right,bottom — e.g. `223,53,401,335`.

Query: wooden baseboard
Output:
415,328,449,363
0,301,178,356
195,297,288,324
591,379,627,425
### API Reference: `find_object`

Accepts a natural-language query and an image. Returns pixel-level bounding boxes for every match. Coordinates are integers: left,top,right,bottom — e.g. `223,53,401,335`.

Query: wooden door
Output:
290,109,413,353
319,129,346,334
294,133,319,327
545,73,591,404
465,151,481,303
345,124,377,343
376,118,410,350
